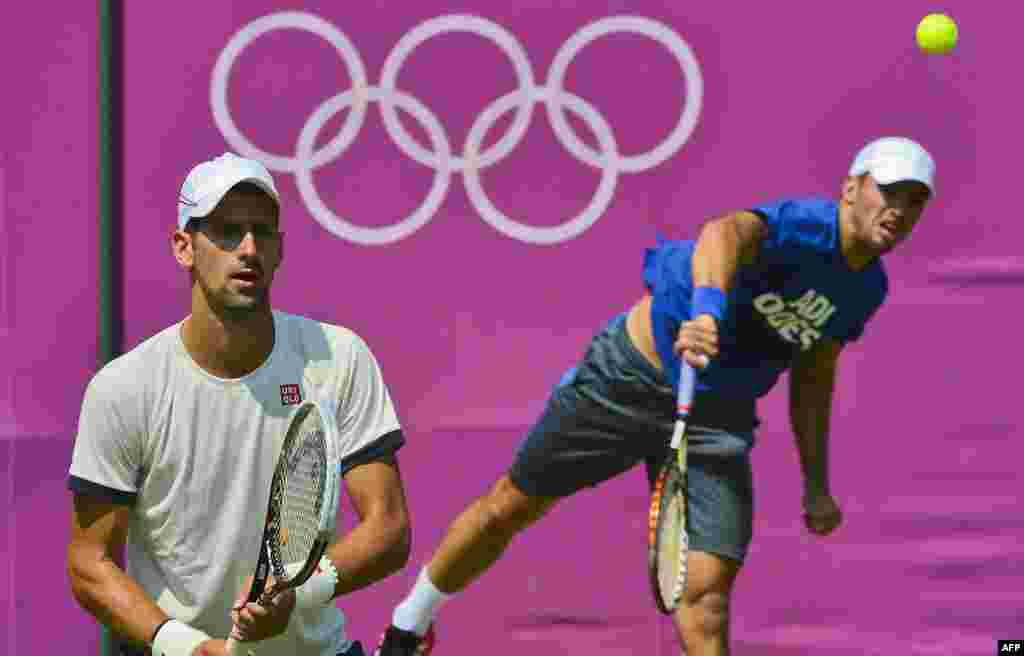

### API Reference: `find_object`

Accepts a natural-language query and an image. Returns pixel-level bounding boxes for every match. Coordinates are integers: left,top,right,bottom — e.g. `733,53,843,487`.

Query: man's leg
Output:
380,405,645,652
656,438,754,656
376,476,556,655
379,315,661,655
423,475,557,594
673,550,741,655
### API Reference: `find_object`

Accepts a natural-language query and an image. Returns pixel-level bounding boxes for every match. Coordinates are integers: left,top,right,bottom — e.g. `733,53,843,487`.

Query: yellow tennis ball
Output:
916,14,958,55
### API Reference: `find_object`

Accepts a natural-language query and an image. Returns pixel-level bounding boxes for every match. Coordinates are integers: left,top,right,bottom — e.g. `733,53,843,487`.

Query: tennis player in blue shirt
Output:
375,136,936,656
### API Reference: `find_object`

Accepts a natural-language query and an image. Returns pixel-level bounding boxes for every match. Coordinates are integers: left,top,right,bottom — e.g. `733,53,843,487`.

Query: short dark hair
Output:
229,181,275,199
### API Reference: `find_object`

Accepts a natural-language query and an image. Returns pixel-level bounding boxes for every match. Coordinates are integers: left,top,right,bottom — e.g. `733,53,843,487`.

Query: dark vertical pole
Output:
98,0,122,654
98,0,122,367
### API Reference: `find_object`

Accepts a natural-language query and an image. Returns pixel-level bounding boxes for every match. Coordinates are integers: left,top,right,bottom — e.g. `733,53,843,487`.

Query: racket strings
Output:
656,472,687,605
269,410,329,583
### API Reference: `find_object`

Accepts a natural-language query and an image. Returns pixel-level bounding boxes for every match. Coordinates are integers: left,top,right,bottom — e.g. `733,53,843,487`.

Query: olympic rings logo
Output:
211,12,703,245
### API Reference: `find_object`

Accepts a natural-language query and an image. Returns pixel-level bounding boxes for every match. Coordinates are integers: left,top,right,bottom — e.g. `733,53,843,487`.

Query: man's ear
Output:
841,176,860,204
172,228,195,271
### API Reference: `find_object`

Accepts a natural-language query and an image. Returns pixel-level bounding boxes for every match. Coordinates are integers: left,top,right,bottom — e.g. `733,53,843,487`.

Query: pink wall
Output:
6,2,1022,654
2,4,100,654
117,2,1012,434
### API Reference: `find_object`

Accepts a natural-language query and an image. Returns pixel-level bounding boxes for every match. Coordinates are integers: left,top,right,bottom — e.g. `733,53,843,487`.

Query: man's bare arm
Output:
324,454,412,597
67,495,168,646
690,210,766,292
789,339,843,499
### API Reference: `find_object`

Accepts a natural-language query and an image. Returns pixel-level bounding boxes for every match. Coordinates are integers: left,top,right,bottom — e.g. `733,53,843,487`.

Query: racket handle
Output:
670,362,696,449
677,361,696,412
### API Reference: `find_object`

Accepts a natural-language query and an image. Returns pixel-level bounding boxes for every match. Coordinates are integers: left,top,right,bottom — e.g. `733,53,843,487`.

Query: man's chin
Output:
870,234,899,255
218,293,270,318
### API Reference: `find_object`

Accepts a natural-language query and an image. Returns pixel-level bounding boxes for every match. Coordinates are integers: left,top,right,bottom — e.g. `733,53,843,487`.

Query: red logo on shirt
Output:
280,384,302,406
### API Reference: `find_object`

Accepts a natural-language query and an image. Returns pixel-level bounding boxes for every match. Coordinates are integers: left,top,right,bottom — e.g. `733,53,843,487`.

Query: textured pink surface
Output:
6,2,1022,654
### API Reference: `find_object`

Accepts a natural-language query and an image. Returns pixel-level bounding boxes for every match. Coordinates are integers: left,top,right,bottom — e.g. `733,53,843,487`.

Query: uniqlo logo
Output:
280,384,302,406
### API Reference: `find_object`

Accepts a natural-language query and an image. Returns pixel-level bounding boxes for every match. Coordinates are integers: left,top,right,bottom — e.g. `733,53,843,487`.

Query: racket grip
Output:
670,362,696,449
676,361,696,418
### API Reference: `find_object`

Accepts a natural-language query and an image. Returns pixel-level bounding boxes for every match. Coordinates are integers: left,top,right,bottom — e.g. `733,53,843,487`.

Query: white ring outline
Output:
464,88,619,245
546,15,703,174
211,11,370,173
294,87,453,246
378,14,537,172
210,12,703,245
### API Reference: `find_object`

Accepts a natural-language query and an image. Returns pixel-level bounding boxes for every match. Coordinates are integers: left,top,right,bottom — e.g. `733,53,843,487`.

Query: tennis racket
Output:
648,360,696,614
226,400,340,654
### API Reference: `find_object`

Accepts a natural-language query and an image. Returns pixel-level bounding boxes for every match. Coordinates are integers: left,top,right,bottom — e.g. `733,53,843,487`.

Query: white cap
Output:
849,137,936,196
177,153,279,229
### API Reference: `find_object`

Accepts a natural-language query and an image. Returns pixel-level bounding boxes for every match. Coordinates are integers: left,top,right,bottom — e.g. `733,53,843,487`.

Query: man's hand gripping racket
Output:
648,359,696,614
226,400,341,654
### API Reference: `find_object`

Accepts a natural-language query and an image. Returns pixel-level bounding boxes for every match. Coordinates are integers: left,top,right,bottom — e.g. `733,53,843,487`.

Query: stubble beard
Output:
198,274,272,324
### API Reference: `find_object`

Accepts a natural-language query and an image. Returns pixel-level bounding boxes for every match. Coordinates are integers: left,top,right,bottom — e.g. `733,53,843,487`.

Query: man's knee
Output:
684,589,731,638
675,551,740,640
480,476,556,535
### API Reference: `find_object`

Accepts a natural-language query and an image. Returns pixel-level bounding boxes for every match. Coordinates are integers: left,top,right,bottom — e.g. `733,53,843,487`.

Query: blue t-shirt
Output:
643,197,888,400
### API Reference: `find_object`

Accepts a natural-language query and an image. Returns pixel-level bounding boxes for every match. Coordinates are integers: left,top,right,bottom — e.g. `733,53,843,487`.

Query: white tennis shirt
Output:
70,311,404,655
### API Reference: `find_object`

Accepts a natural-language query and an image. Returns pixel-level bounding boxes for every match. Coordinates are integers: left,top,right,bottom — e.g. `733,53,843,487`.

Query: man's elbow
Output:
793,359,838,389
68,559,89,608
378,510,412,574
67,545,104,613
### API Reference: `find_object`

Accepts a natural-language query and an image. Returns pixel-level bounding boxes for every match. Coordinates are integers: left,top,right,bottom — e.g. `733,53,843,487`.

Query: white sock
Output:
392,566,451,636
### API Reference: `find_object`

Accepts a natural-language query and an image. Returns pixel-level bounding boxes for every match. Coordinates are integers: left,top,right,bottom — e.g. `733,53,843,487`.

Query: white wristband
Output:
151,619,211,656
292,556,339,610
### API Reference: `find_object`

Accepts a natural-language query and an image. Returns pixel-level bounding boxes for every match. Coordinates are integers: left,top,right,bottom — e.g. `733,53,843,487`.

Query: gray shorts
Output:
508,314,757,563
